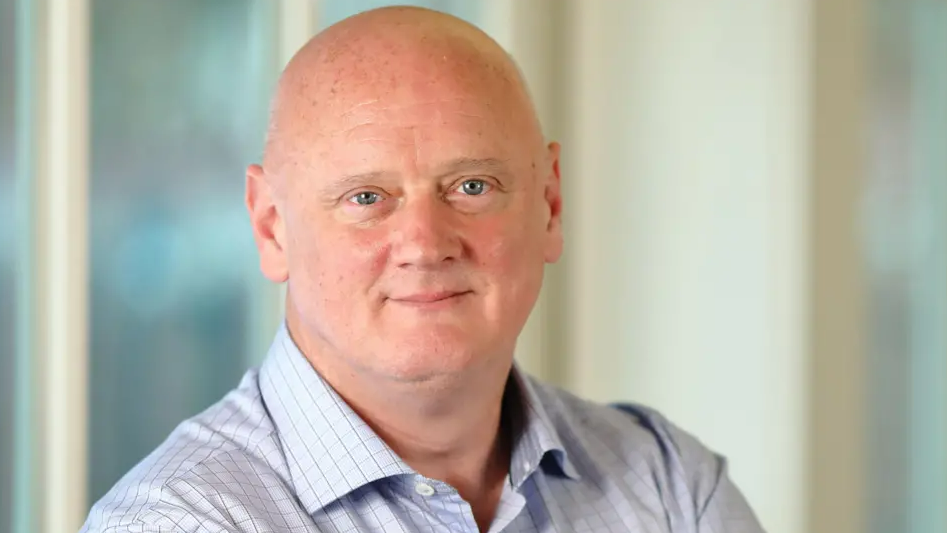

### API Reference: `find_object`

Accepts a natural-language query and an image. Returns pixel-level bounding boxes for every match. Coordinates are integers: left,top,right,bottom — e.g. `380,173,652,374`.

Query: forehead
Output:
269,35,540,182
306,84,525,175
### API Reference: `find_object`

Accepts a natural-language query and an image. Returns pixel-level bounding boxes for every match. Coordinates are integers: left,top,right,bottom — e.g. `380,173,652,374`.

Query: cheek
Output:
329,230,390,286
471,214,545,276
287,215,389,299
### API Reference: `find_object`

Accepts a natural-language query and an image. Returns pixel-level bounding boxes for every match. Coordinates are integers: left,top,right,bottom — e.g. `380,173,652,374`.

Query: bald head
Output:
262,6,542,175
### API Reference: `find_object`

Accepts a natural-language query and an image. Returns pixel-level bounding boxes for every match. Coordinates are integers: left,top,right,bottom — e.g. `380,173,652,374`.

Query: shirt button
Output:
415,482,436,497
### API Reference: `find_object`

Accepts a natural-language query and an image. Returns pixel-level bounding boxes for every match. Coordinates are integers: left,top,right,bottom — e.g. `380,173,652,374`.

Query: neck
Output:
341,366,512,494
285,317,514,502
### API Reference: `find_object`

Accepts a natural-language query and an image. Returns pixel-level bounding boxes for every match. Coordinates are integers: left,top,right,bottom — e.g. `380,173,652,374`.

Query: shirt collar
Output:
505,365,582,488
258,323,580,514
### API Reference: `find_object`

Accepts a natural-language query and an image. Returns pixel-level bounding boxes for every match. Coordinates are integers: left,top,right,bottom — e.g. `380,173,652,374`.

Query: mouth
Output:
387,290,472,308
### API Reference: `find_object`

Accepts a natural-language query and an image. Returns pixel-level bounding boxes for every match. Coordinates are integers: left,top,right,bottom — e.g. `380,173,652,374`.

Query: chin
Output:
367,330,493,383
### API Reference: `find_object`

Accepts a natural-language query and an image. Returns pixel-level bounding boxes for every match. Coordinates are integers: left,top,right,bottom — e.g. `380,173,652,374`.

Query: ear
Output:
245,164,289,283
542,142,564,263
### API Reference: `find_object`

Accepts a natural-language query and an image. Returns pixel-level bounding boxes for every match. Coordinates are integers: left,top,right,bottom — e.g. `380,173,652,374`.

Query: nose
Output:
389,195,463,269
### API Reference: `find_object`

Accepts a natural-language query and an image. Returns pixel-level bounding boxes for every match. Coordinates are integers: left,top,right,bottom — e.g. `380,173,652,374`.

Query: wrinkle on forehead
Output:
338,97,488,119
261,6,544,182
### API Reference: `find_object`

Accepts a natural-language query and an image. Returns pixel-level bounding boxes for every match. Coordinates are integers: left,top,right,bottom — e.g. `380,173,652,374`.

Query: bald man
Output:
82,7,764,533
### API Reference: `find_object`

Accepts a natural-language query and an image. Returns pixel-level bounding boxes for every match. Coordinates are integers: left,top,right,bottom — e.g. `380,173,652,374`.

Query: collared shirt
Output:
80,324,765,533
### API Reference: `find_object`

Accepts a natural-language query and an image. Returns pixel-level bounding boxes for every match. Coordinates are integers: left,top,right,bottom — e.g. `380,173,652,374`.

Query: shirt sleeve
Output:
610,402,767,533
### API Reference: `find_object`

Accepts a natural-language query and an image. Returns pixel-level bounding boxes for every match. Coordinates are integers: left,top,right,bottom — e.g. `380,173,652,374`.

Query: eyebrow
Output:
324,170,387,193
435,157,511,178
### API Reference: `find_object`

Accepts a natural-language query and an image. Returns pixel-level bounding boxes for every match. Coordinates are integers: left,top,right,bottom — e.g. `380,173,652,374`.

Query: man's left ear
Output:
543,142,563,263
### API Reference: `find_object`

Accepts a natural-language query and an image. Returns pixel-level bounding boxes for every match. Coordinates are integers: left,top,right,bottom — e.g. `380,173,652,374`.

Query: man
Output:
82,6,764,533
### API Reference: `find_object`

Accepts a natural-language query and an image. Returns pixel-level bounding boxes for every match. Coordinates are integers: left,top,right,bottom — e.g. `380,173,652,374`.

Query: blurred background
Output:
1,1,945,532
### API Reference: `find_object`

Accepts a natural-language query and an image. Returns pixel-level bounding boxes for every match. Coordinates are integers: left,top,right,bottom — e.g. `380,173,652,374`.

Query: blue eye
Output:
458,180,489,195
349,191,382,206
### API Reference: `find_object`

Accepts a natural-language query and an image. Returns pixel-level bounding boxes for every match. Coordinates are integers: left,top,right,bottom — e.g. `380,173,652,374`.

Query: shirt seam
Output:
695,453,727,522
126,428,277,531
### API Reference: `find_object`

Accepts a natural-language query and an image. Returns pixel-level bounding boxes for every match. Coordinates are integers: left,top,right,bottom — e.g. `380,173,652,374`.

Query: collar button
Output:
415,482,436,497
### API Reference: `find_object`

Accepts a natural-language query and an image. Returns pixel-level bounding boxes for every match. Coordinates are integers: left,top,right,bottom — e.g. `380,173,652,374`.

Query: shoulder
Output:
80,369,289,533
526,376,729,518
527,375,721,462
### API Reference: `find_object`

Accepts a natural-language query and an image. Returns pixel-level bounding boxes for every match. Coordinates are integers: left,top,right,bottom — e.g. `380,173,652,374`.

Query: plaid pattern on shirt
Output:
80,323,765,533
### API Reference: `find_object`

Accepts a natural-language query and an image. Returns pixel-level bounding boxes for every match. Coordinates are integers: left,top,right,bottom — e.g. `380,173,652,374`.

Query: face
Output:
247,59,563,383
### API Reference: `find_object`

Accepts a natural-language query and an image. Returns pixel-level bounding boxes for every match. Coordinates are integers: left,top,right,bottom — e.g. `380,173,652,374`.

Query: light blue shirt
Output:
81,324,765,532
